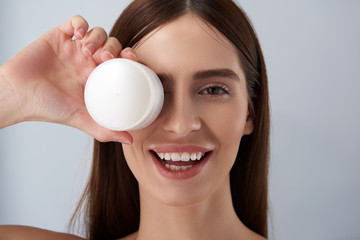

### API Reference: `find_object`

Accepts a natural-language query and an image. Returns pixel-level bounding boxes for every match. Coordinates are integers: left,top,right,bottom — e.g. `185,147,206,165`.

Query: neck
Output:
135,177,251,240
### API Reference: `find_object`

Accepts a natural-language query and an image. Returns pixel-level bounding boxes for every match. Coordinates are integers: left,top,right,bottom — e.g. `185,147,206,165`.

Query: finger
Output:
72,109,133,143
120,47,138,61
81,27,108,57
96,37,122,62
58,15,89,40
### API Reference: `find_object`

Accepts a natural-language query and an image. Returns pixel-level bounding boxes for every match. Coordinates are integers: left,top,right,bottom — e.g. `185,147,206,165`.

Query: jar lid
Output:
84,58,164,131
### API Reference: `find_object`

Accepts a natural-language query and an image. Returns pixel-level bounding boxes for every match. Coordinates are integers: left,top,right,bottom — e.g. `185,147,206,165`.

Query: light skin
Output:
0,14,266,240
121,13,262,240
0,15,133,143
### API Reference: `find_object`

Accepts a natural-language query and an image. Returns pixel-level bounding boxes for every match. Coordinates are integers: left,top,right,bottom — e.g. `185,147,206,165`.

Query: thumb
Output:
71,109,133,144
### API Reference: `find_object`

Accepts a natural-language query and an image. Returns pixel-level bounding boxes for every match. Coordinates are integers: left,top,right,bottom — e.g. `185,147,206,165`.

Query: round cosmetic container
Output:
84,58,164,131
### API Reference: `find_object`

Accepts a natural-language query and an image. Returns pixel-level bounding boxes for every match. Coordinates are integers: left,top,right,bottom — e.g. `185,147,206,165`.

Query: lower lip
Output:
150,152,211,180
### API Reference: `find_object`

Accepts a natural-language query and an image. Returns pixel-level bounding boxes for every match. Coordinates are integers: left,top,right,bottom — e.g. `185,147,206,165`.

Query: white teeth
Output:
164,164,193,171
155,152,205,162
171,153,181,161
164,153,171,160
181,152,190,162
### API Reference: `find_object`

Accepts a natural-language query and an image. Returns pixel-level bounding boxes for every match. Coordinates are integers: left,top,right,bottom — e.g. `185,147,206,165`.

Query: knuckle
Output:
90,27,107,42
104,40,121,53
109,37,122,48
72,15,86,25
72,14,82,20
93,27,107,35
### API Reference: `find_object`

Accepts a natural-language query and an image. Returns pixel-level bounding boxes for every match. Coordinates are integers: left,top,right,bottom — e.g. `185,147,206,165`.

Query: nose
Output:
160,91,201,137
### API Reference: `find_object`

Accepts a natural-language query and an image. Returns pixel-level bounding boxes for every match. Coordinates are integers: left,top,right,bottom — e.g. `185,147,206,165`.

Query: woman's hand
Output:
0,15,134,143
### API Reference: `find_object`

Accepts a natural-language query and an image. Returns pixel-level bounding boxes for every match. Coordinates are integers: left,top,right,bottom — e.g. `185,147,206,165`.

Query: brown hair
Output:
72,1,270,239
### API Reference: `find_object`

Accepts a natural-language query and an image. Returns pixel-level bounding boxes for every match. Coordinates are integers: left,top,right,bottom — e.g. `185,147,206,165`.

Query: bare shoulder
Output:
0,225,85,240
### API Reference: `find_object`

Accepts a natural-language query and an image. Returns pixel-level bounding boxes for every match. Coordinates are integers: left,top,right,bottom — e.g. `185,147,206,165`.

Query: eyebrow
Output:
193,68,240,81
157,68,240,83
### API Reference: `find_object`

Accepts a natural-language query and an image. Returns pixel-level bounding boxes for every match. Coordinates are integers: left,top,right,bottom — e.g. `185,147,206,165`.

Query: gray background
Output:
0,0,359,239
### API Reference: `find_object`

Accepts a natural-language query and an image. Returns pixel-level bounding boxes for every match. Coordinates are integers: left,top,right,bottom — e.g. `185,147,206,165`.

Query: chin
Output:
154,186,212,207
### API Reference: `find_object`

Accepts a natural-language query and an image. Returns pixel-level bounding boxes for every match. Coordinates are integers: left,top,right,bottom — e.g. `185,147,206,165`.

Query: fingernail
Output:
117,138,131,145
82,43,96,56
103,50,114,59
128,51,137,58
75,28,85,39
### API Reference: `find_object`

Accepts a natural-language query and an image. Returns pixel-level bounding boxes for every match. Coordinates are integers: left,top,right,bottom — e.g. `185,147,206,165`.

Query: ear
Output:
243,111,254,136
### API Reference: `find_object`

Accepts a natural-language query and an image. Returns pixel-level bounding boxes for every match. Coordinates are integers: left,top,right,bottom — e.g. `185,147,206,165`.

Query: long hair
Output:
72,1,270,239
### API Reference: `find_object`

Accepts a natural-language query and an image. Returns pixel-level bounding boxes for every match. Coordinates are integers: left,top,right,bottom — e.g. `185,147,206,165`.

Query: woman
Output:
0,0,269,239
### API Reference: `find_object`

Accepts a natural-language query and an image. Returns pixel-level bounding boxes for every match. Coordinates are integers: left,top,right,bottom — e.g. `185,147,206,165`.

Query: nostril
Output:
161,112,201,135
162,119,201,136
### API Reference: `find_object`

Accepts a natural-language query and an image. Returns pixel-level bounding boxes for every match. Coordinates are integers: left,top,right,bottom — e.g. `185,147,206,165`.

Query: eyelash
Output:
199,84,231,96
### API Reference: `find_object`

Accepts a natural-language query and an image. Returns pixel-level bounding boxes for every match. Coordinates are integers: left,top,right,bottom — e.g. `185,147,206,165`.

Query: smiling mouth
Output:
151,151,209,171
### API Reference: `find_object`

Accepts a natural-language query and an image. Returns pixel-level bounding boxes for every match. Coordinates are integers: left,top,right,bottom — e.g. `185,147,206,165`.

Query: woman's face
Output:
122,14,253,206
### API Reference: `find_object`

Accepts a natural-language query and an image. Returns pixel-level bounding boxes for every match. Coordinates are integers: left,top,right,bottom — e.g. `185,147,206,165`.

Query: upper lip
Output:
149,144,213,153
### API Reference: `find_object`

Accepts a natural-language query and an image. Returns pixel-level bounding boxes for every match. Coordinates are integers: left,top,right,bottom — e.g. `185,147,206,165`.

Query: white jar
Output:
84,58,164,131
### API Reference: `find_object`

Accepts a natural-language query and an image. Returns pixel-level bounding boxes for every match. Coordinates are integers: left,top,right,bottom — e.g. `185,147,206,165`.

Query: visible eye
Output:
199,84,231,96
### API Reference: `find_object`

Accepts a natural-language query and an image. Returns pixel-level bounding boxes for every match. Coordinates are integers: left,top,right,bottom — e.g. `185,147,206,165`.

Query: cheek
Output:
122,141,155,193
122,131,146,179
199,100,248,166
122,128,157,183
200,100,248,143
122,144,138,176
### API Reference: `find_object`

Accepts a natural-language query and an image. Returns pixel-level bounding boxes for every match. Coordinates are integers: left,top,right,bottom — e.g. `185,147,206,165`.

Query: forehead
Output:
134,13,242,77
